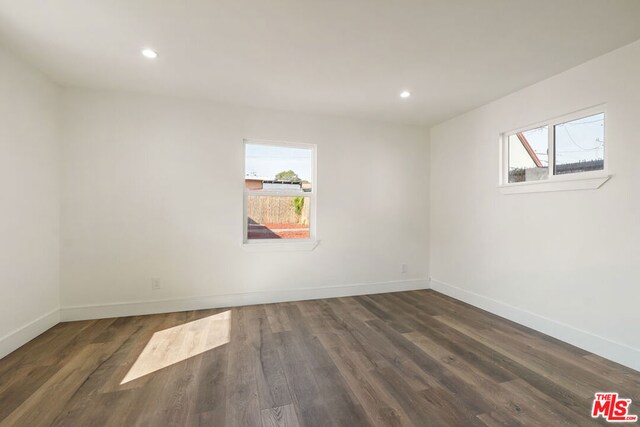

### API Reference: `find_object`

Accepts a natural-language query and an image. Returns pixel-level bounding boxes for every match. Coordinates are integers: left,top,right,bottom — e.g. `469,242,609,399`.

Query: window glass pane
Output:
554,113,604,175
247,195,310,240
508,126,549,183
245,143,313,192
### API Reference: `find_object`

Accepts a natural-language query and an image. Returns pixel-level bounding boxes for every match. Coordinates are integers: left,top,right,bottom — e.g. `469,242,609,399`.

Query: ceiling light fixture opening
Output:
141,48,158,59
400,90,411,99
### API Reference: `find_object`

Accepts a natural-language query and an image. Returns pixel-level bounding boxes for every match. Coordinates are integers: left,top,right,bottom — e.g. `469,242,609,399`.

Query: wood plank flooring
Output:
0,290,638,426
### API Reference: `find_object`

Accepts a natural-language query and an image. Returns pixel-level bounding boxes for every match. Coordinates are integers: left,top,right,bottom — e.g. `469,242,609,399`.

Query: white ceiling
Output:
1,1,640,125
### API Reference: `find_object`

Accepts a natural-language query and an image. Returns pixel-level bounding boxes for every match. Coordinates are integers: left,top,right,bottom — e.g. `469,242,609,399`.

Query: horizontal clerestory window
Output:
500,106,607,192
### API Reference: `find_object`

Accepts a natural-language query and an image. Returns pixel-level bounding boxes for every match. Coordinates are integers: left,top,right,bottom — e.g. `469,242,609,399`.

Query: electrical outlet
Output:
401,264,408,274
151,278,161,290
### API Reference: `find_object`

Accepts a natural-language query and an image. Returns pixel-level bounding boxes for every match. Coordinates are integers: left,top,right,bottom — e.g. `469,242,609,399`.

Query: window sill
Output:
241,240,319,252
499,174,611,195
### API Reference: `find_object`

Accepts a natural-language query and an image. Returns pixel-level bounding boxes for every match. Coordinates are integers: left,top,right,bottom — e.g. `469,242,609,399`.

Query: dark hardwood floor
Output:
0,290,638,426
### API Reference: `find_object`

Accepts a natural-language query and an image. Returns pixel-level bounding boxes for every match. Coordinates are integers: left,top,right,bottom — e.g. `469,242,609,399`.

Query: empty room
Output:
1,1,639,426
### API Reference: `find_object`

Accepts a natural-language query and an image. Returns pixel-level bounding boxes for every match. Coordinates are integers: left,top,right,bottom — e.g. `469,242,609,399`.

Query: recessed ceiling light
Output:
141,48,158,59
400,90,411,99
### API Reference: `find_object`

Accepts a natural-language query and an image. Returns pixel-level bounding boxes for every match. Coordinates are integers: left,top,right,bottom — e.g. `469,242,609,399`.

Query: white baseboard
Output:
60,278,429,321
0,308,60,359
430,278,640,372
7,279,638,374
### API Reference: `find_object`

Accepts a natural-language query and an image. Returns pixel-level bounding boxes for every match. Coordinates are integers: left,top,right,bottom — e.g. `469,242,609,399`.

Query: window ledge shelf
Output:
241,240,319,252
499,174,611,195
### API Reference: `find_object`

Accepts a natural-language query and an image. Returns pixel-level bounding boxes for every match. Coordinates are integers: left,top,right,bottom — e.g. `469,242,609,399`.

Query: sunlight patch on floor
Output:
121,310,231,384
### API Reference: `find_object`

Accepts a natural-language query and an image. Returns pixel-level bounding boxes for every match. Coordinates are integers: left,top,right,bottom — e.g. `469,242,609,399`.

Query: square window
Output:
508,126,549,183
554,113,604,175
244,141,315,242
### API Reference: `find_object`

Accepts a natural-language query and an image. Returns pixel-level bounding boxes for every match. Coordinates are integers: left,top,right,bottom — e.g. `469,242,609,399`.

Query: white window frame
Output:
499,105,611,194
242,139,318,251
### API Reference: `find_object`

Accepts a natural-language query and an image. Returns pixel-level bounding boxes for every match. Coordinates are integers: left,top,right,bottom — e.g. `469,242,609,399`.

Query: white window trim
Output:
499,104,611,194
242,138,319,251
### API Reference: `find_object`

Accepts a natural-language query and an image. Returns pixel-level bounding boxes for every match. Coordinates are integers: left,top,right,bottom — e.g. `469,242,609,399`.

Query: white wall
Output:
430,40,640,370
0,45,60,357
60,88,430,318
